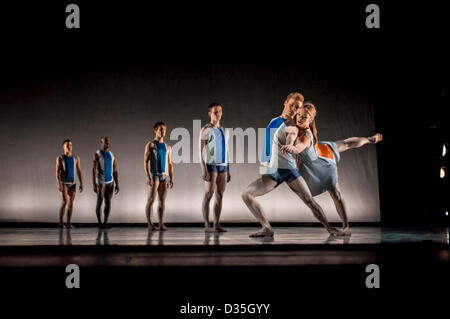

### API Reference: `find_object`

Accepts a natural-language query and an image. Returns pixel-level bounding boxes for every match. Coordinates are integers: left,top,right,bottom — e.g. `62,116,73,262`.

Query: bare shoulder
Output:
93,152,99,160
145,141,155,150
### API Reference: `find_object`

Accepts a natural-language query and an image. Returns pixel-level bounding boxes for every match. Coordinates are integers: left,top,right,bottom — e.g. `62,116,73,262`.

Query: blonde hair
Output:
285,92,304,103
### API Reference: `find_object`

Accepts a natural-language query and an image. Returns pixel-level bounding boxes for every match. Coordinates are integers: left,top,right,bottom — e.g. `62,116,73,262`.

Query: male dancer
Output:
241,93,343,237
199,102,230,232
93,136,120,229
144,122,174,230
56,139,83,229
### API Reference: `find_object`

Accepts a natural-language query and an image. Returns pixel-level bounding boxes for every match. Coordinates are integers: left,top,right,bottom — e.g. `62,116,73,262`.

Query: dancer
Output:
92,136,120,229
199,102,230,232
280,102,383,236
242,93,343,237
144,122,174,230
56,139,83,229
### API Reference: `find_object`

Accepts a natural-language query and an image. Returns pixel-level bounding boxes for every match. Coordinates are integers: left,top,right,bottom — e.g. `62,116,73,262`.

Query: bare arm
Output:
337,133,383,153
199,127,210,181
77,156,84,192
281,133,311,155
144,142,153,186
56,157,63,191
113,156,120,193
92,153,99,192
167,146,174,188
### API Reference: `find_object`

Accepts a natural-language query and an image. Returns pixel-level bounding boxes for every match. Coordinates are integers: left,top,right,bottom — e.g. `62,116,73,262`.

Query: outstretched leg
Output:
241,175,278,237
287,176,344,236
328,184,351,236
145,181,159,230
202,172,218,232
336,133,383,153
157,181,168,230
213,172,227,232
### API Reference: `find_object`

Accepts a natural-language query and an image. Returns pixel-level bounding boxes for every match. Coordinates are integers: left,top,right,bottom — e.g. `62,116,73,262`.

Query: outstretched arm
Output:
336,133,383,153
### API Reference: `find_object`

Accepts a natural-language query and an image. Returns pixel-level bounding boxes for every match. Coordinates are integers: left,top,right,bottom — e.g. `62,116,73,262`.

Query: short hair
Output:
62,139,71,145
208,102,221,112
100,136,109,142
153,121,166,130
285,92,304,103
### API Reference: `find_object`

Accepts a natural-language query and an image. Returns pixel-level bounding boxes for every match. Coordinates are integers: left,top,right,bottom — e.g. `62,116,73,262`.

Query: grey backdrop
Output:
0,65,380,223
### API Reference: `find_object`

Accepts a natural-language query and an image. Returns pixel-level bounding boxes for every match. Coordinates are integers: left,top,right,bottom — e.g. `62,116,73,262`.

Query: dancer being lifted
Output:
280,102,383,236
144,122,174,230
56,139,83,229
199,102,230,233
242,93,343,237
92,136,120,229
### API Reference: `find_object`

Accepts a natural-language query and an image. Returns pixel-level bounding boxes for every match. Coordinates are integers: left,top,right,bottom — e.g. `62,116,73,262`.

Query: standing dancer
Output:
199,102,231,232
144,122,174,230
93,136,120,229
56,139,83,229
281,102,383,236
242,93,343,237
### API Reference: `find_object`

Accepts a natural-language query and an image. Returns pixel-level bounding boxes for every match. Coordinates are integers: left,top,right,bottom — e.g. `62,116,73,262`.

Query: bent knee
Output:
241,191,253,202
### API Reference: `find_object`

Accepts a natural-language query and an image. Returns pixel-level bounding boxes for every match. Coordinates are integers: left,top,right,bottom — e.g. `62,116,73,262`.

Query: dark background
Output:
1,0,449,225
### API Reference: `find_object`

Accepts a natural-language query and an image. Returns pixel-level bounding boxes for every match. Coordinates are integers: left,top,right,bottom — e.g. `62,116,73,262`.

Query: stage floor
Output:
0,227,448,267
0,226,448,246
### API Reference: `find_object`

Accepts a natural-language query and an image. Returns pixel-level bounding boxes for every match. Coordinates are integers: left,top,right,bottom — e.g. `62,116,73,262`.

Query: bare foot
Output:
249,227,274,237
205,227,218,233
327,227,345,236
148,224,158,231
214,225,227,232
342,226,351,236
67,224,75,229
159,224,168,231
59,224,66,229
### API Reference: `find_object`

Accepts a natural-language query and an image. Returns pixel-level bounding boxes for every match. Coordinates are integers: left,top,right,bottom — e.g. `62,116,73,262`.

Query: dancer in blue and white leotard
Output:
144,121,174,231
93,136,120,229
56,139,84,229
199,102,231,233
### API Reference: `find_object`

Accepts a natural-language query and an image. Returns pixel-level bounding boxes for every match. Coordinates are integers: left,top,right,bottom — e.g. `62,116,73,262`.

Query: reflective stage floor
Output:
1,226,449,316
0,227,448,267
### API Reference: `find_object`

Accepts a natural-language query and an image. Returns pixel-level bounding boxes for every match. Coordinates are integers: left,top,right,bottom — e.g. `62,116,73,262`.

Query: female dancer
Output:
281,103,382,236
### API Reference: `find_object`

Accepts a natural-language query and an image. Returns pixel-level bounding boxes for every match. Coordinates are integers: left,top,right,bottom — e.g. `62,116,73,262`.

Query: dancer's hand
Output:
115,184,120,194
58,183,64,192
93,184,99,194
79,184,84,193
280,145,296,154
202,170,211,182
227,172,231,183
147,178,154,187
169,180,174,189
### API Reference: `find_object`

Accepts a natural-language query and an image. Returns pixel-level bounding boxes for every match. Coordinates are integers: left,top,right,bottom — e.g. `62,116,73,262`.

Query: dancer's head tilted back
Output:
297,102,318,145
153,121,166,139
208,102,222,124
282,92,304,120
